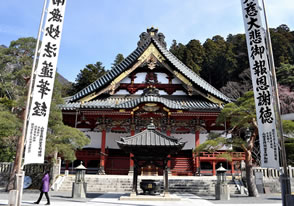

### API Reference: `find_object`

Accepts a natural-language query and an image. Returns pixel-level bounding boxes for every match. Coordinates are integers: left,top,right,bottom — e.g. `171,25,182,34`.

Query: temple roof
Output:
68,28,231,103
60,96,221,111
116,120,186,149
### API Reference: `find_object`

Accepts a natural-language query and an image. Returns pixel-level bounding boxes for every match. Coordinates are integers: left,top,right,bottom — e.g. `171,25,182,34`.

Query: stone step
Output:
57,175,239,195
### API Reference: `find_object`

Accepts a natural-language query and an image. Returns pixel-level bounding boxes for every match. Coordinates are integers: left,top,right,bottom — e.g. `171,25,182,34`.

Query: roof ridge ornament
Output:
142,85,160,97
137,27,167,48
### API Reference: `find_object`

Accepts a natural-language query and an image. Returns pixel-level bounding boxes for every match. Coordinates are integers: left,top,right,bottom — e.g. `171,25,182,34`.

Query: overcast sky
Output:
1,0,294,82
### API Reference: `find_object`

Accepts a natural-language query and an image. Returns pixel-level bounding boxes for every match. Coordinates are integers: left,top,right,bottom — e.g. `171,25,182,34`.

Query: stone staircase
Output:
58,176,133,192
57,175,240,195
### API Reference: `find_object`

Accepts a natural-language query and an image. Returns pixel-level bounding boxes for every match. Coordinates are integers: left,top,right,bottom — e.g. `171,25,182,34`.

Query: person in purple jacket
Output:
34,171,50,205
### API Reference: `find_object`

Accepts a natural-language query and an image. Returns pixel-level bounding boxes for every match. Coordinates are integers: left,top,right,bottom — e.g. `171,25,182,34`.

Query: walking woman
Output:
34,171,50,205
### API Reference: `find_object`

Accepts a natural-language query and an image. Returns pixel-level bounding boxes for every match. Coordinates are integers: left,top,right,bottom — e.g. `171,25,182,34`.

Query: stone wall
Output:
263,178,294,193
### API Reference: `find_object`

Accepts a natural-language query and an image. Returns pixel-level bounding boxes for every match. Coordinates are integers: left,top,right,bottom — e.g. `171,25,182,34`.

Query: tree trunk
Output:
53,149,58,164
6,76,31,191
6,135,22,191
243,125,259,197
245,151,259,197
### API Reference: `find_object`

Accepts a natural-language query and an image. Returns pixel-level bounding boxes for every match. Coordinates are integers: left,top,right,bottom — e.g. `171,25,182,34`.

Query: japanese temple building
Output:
60,27,245,176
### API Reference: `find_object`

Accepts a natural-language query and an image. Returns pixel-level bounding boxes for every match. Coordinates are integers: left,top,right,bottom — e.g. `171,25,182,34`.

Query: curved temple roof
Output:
69,28,231,103
116,120,186,149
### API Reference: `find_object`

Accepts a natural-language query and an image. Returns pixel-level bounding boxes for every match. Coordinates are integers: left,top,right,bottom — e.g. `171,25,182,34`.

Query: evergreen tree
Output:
170,39,205,75
169,40,187,63
201,35,237,89
0,105,21,161
112,53,124,67
270,25,294,66
46,80,90,162
226,33,249,80
185,40,205,74
283,120,294,165
71,62,107,94
217,91,259,197
276,64,294,90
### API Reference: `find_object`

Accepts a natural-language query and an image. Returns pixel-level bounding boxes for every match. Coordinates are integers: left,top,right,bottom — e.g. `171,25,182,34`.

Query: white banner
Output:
24,0,67,165
241,0,279,168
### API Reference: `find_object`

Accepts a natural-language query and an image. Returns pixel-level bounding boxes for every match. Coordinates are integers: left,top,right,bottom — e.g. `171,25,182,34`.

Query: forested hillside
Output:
170,24,294,100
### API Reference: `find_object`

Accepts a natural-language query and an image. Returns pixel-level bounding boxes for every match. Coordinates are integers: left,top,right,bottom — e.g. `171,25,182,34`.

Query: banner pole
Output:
261,0,291,203
17,0,49,175
11,0,48,205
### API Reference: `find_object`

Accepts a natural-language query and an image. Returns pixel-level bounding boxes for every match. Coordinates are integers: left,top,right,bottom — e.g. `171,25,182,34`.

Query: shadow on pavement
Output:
90,200,154,206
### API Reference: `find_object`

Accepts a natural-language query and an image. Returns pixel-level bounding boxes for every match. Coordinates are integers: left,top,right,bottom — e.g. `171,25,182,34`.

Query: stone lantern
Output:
75,162,86,183
215,163,230,200
72,161,87,199
216,163,227,183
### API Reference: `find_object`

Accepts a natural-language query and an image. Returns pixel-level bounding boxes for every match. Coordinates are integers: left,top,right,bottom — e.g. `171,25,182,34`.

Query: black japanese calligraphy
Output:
262,132,268,163
37,79,51,99
256,75,269,91
32,101,47,117
250,44,265,59
249,29,262,45
257,91,271,106
28,123,34,153
53,0,65,6
244,2,258,18
247,17,260,31
272,129,278,160
259,106,273,124
252,60,267,76
38,127,45,157
39,61,53,78
48,8,63,22
43,42,57,58
45,24,60,40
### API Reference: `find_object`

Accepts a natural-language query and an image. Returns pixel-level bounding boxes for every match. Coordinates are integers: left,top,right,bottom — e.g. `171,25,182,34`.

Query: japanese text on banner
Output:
24,0,67,165
241,0,279,168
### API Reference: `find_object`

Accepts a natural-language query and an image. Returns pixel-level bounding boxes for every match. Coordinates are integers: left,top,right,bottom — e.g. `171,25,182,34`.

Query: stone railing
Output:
0,162,14,187
253,166,294,178
0,162,14,174
200,152,245,159
0,160,61,189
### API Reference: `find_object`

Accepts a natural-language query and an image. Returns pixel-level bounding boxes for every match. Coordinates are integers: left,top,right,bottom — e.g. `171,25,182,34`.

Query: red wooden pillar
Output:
212,161,216,176
99,128,106,174
231,161,235,175
195,130,200,173
129,126,135,175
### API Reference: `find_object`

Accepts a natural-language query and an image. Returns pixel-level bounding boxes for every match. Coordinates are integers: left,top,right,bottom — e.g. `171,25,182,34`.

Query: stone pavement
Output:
0,190,283,206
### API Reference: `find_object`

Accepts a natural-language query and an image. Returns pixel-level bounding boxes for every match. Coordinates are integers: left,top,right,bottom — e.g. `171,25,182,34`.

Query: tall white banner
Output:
24,0,67,165
241,0,279,168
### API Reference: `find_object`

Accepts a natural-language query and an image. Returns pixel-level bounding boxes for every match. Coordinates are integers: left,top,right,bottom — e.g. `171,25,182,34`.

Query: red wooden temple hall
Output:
60,27,245,176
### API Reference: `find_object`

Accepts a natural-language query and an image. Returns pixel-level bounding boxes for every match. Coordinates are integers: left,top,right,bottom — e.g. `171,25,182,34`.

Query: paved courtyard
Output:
0,190,283,206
